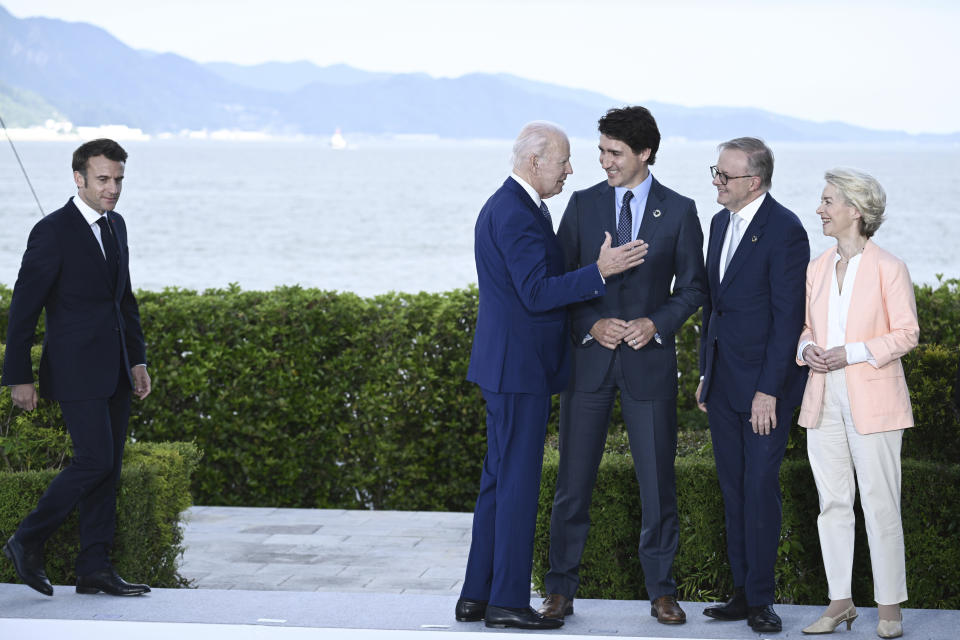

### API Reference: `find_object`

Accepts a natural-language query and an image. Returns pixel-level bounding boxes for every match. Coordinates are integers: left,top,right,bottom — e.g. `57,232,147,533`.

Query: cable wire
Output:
0,112,45,216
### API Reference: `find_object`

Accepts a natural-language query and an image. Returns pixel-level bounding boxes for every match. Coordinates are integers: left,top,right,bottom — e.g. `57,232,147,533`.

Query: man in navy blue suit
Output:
456,121,649,630
696,137,809,633
2,139,152,597
540,106,705,625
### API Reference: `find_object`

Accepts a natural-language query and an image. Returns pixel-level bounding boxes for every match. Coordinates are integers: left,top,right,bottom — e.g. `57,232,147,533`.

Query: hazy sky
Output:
5,0,959,134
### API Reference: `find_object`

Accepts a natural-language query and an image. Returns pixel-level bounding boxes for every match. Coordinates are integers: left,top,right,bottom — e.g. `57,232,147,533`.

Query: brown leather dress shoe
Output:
651,595,686,624
538,593,574,620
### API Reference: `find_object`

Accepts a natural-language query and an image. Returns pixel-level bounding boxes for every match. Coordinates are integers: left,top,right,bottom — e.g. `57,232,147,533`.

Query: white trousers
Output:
806,369,908,605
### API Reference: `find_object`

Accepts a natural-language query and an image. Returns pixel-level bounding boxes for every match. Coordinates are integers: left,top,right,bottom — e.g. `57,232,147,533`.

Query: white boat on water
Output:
330,128,347,149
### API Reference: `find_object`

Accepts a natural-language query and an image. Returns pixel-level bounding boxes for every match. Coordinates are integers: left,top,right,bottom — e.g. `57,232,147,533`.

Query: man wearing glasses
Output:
695,137,809,633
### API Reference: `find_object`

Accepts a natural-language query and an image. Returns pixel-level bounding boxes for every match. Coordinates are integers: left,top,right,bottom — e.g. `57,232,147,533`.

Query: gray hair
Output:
511,121,567,171
824,168,887,238
718,137,774,190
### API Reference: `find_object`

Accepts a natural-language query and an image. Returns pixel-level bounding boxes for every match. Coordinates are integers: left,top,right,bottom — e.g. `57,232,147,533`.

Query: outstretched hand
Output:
597,232,648,278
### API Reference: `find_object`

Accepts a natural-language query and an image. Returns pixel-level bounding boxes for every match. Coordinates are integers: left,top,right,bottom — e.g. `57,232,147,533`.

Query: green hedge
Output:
533,447,960,608
1,279,957,511
0,440,201,588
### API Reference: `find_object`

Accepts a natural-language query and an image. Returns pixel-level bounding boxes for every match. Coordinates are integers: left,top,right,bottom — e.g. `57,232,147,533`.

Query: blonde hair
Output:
824,168,887,238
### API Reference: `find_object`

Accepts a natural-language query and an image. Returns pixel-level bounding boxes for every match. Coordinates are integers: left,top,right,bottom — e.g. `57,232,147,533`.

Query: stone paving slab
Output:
179,506,473,594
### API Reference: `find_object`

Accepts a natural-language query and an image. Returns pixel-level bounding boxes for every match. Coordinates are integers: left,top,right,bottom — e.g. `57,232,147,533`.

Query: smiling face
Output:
531,135,573,199
712,148,761,213
74,155,124,213
817,182,863,240
598,134,650,188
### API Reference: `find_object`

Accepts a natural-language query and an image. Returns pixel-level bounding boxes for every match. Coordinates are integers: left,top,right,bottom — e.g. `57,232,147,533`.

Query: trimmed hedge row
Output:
0,281,956,510
533,447,960,608
0,440,201,588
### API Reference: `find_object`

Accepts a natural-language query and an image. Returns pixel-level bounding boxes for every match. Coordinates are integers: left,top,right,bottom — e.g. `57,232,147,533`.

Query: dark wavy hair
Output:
72,138,128,176
598,106,661,165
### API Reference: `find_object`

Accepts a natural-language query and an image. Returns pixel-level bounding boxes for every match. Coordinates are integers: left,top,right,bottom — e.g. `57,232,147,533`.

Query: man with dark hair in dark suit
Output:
540,106,706,626
2,138,152,597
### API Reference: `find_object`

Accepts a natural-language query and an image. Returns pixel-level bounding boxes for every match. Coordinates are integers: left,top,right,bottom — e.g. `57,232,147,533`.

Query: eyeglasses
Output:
710,166,755,185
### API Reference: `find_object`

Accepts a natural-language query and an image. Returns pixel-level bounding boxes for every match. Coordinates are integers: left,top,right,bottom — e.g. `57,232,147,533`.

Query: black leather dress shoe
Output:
703,587,748,621
76,568,151,596
485,605,564,629
748,604,782,632
455,597,487,622
3,535,53,596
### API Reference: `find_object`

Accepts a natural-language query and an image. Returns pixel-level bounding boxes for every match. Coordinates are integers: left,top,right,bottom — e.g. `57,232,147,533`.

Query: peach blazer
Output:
796,240,919,433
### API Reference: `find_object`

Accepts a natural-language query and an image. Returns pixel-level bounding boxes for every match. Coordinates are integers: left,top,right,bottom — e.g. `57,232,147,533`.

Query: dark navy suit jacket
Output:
698,194,809,411
2,199,145,401
467,177,605,395
557,178,706,400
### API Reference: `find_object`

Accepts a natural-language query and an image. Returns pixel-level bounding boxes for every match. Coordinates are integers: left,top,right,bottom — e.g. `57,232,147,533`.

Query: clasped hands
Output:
802,344,848,373
590,317,657,351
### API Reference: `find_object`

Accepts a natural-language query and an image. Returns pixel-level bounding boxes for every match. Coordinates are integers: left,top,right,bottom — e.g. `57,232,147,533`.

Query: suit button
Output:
717,310,724,317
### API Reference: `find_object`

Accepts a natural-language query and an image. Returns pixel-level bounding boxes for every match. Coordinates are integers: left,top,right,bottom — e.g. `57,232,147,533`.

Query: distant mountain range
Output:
1,5,957,143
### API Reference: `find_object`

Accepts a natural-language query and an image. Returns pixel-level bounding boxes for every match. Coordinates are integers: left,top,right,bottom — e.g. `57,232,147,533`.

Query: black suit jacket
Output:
556,178,706,400
2,199,146,401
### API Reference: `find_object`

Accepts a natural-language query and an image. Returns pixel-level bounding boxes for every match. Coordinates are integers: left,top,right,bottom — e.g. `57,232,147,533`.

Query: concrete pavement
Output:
2,505,959,638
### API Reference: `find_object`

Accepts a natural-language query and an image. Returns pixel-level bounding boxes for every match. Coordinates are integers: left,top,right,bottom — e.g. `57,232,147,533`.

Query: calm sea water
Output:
1,139,957,296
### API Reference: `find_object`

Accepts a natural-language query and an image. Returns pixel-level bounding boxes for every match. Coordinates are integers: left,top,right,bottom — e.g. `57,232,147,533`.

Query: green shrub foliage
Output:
0,279,957,603
0,441,201,588
534,450,960,608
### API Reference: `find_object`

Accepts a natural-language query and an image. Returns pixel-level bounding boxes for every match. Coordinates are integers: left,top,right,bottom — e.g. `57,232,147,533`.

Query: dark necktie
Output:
96,215,119,289
617,191,634,246
540,200,552,225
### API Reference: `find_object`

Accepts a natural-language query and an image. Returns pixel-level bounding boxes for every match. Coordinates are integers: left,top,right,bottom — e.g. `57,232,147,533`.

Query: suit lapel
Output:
707,212,730,293
719,195,771,295
812,249,834,343
845,240,877,341
65,201,113,287
593,183,617,243
636,178,665,245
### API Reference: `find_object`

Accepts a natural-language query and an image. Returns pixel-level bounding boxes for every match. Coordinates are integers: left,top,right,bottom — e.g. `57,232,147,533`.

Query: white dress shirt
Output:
718,192,766,282
73,196,110,259
798,252,874,365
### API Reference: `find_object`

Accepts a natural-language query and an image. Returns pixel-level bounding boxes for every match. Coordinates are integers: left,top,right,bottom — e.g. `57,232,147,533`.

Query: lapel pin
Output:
751,235,758,243
652,209,661,218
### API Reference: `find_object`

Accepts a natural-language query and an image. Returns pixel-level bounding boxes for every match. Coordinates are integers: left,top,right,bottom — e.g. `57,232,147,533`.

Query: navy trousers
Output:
546,349,679,600
706,366,792,606
461,388,552,608
16,367,131,575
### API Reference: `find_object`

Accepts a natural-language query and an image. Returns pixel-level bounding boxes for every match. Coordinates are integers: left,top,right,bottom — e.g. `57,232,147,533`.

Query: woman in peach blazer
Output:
797,169,918,638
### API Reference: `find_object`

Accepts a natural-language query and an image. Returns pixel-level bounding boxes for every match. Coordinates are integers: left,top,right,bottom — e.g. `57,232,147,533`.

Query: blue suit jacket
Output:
557,178,706,400
467,177,606,395
698,194,809,411
2,199,146,401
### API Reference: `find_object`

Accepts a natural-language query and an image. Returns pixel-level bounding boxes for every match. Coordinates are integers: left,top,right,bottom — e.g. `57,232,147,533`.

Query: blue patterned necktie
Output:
540,200,552,225
617,191,634,246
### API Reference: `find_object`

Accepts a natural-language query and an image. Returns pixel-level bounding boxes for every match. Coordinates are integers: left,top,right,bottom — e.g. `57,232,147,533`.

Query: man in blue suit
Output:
540,106,706,625
2,139,152,597
696,137,809,633
456,121,648,630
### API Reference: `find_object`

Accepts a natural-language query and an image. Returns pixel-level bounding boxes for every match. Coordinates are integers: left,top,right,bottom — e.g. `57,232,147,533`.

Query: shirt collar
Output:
731,191,766,225
72,195,107,226
510,172,542,208
615,171,653,207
